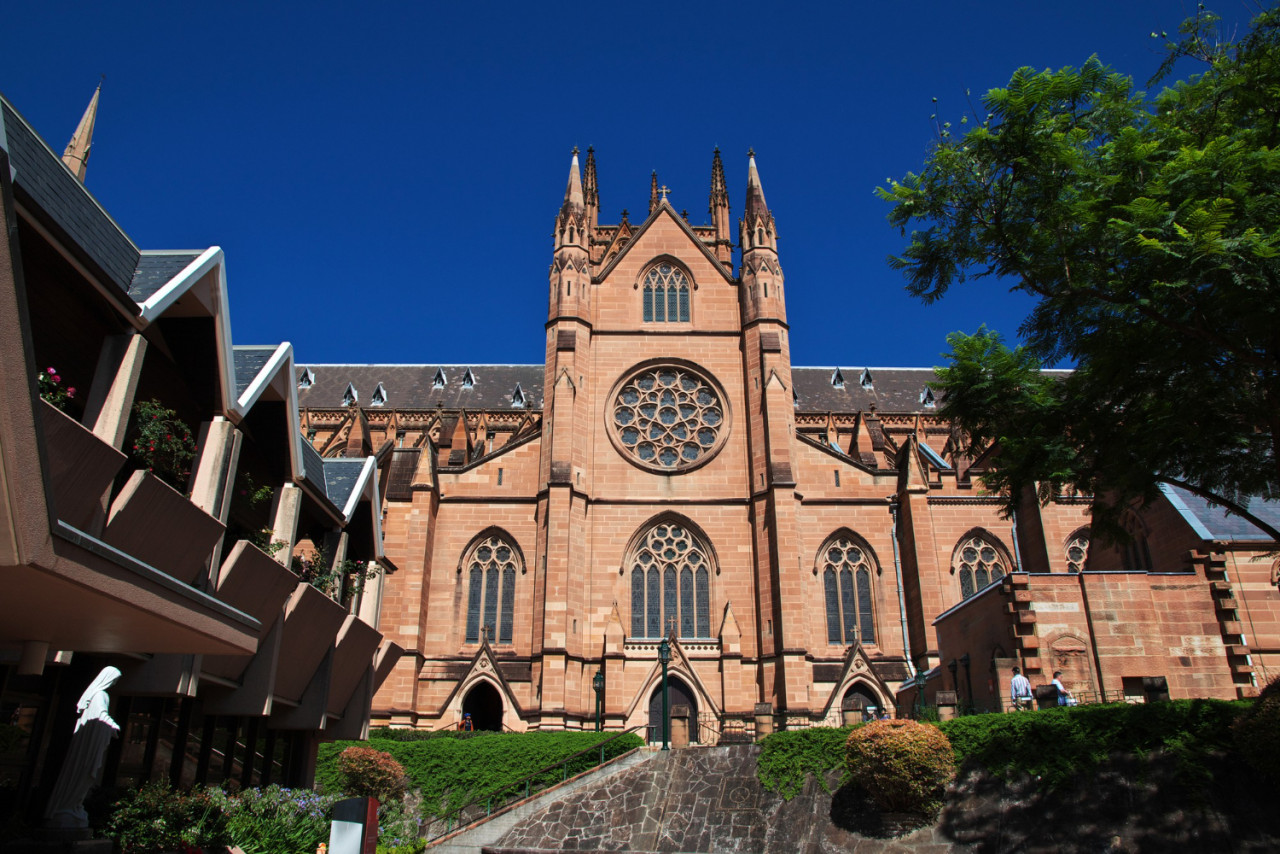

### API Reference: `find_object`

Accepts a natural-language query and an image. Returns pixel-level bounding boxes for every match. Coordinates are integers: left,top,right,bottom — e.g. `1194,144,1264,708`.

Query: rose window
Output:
611,365,727,471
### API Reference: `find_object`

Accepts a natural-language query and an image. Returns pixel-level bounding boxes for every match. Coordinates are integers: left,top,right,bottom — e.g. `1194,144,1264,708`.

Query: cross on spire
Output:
666,616,678,636
659,185,671,202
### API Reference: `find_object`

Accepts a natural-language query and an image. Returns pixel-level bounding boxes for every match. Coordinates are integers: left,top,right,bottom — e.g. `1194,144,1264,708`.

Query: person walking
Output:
1010,666,1033,711
1052,671,1078,706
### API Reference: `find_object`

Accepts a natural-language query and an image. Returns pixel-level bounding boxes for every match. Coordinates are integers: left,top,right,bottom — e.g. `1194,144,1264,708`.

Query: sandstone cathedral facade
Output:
298,150,1270,736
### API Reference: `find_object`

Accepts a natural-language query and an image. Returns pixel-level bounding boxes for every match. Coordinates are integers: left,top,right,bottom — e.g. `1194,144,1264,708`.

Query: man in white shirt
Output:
1052,670,1078,706
1010,666,1033,710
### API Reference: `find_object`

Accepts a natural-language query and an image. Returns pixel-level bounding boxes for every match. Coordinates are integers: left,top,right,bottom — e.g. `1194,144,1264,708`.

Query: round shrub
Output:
845,719,956,815
1234,675,1280,779
337,746,408,803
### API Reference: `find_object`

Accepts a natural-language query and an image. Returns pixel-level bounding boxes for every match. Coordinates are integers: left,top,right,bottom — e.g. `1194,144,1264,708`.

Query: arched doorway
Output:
461,681,504,732
647,675,698,744
843,682,882,722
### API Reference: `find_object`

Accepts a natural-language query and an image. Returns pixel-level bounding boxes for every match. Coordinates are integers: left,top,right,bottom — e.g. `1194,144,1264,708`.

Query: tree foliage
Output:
881,5,1280,537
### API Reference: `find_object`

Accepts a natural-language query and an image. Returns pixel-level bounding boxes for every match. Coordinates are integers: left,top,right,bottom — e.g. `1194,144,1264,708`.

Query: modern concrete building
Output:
0,91,400,826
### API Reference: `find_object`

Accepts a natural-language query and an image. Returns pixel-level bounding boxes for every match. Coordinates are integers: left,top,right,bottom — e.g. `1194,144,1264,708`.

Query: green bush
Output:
317,731,644,820
1234,676,1280,779
845,720,956,815
377,790,426,852
213,785,340,854
757,725,855,798
105,782,229,853
940,698,1248,790
337,746,408,802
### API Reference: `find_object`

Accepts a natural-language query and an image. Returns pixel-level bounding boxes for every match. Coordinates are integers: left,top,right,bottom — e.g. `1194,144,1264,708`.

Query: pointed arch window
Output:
629,521,712,639
956,533,1008,600
1121,513,1152,572
642,263,691,323
819,534,876,645
464,533,521,644
1065,528,1090,573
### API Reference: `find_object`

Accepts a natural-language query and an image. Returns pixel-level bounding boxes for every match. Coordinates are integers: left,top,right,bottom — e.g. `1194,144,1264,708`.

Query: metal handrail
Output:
424,725,647,843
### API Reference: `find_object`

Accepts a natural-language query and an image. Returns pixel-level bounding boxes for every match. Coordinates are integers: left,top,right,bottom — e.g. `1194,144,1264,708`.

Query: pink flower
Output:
51,375,60,384
46,367,55,374
66,387,76,397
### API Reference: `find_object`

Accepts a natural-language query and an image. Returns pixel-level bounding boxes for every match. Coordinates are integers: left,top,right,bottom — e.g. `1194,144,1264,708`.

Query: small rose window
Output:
611,365,727,471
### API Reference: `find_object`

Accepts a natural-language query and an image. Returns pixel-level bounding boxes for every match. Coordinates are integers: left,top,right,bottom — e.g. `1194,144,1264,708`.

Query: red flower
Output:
66,387,76,397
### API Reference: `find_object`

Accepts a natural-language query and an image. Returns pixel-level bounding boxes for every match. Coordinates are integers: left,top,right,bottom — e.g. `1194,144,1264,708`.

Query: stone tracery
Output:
611,365,727,471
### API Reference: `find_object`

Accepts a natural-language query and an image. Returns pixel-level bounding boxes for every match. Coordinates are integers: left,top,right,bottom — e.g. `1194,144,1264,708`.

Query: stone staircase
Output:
455,744,957,854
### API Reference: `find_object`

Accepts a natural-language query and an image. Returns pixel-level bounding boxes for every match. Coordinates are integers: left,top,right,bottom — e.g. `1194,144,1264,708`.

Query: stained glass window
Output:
956,534,1008,601
818,534,876,645
463,533,520,644
629,522,713,638
611,365,726,472
1065,528,1090,573
643,263,690,322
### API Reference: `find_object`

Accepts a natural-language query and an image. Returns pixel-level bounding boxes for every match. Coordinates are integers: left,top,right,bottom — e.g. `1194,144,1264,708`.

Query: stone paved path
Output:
486,745,964,853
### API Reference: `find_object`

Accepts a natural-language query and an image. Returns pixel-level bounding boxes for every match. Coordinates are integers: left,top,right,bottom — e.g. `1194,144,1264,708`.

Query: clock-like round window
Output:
610,364,728,472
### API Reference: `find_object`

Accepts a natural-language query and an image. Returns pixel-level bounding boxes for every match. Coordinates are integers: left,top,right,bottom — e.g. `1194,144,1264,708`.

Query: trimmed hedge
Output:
758,699,1251,799
940,698,1248,789
1234,675,1280,780
317,731,644,818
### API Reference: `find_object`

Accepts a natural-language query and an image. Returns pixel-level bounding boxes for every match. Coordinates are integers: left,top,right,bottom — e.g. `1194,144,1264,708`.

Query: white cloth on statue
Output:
43,666,122,828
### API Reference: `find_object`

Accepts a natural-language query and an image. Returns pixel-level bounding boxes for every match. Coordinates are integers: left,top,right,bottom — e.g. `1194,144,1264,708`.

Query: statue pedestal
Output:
3,828,114,854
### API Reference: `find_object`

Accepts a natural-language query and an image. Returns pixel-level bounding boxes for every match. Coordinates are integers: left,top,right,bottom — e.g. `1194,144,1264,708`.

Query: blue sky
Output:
1,1,1261,370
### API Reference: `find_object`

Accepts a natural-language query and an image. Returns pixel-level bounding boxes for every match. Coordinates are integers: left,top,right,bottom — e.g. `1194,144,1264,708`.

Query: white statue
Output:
43,666,122,829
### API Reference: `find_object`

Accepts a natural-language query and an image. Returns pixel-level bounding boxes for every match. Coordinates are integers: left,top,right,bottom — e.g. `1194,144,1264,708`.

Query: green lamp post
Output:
658,637,671,751
593,668,604,732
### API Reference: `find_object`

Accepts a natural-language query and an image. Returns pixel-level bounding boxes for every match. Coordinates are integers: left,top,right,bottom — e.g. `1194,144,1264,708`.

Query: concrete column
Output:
356,561,385,627
270,483,303,565
83,332,147,449
190,418,241,521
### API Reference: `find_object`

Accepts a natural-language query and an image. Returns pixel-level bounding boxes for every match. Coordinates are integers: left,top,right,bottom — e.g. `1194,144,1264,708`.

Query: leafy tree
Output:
880,4,1280,540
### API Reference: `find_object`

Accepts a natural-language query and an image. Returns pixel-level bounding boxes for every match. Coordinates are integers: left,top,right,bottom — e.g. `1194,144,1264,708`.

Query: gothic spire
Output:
584,147,599,207
62,78,102,183
709,147,731,264
744,148,769,225
649,170,660,214
709,147,728,213
583,146,599,231
563,146,584,211
555,148,586,252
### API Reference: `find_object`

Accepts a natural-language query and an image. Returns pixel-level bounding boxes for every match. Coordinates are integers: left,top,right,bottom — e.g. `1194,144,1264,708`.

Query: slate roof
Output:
1,97,139,294
232,346,278,399
792,367,939,413
296,364,544,410
300,438,327,487
1163,484,1280,542
130,252,204,303
322,459,367,512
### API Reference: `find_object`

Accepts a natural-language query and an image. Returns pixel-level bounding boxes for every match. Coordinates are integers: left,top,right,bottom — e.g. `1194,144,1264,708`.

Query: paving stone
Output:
490,745,969,853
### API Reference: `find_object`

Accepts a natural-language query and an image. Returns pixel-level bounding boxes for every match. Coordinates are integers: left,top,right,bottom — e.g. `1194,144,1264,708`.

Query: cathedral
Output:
297,147,1270,736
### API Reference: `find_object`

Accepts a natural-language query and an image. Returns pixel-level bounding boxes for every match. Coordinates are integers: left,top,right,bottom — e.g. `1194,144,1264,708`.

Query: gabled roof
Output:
0,96,140,298
130,251,206,303
233,346,279,399
594,200,735,284
322,458,371,518
296,364,545,410
1161,484,1280,543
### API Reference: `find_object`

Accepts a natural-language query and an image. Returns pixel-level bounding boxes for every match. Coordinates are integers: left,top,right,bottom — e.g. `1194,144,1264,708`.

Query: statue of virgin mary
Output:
43,666,122,829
